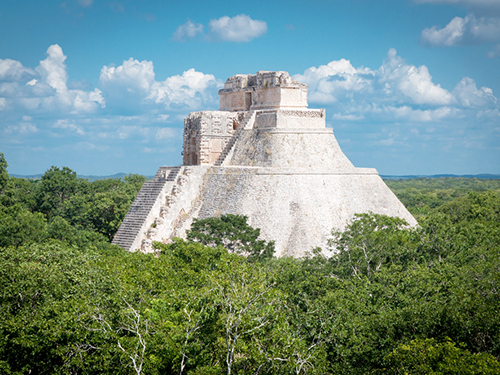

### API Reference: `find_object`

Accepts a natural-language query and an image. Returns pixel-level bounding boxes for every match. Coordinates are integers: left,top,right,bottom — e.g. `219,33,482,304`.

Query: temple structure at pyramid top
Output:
113,71,417,257
219,71,308,111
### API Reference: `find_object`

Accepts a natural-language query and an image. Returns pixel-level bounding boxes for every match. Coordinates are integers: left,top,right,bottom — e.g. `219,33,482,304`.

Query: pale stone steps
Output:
214,130,242,166
166,166,182,181
112,166,183,251
213,112,255,166
112,179,167,250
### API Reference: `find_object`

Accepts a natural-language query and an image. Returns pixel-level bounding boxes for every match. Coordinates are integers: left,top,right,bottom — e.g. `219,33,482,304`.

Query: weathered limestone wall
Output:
250,87,308,110
198,167,417,257
228,127,355,170
219,92,249,112
142,166,210,251
253,109,325,129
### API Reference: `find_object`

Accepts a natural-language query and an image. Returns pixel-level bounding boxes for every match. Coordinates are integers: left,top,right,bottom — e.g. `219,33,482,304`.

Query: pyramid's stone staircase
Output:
113,165,209,253
214,111,255,166
112,167,181,251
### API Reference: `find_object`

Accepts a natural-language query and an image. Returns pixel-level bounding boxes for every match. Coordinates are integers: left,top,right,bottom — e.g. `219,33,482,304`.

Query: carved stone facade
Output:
219,71,308,111
182,111,240,165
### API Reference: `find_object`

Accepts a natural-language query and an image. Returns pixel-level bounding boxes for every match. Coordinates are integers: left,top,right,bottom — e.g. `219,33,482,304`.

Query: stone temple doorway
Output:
245,92,252,110
186,130,198,165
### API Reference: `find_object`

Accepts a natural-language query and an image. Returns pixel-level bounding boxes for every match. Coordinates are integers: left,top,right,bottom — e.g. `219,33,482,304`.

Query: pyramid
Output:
113,71,417,257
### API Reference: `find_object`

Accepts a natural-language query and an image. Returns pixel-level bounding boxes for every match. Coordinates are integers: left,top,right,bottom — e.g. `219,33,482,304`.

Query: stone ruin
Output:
113,71,417,257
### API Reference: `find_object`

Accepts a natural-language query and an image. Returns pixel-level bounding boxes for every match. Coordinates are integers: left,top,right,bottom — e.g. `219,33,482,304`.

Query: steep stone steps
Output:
166,166,182,181
214,111,255,166
112,166,183,251
112,180,167,250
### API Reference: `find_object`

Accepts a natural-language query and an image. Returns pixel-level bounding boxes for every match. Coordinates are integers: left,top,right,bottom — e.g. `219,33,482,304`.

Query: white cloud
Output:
421,16,466,46
0,45,104,114
385,105,457,122
296,48,498,126
208,14,267,42
100,57,155,95
37,44,69,95
156,114,170,122
155,127,176,140
487,43,500,57
332,113,365,121
172,19,204,41
295,48,455,107
100,58,219,111
0,59,36,81
295,59,373,103
4,121,38,135
421,15,500,46
171,14,267,43
379,48,455,105
148,68,219,109
452,77,498,108
416,0,500,56
53,119,85,135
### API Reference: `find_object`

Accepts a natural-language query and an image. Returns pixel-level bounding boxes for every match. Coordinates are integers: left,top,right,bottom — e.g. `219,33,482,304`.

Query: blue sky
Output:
1,0,499,176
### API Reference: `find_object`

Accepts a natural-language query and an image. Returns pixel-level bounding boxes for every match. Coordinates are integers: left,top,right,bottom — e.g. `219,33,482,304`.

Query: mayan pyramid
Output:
112,71,417,257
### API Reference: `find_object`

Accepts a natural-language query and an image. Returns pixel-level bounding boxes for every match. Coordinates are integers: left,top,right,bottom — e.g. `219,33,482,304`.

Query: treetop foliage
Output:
187,214,275,261
0,157,499,374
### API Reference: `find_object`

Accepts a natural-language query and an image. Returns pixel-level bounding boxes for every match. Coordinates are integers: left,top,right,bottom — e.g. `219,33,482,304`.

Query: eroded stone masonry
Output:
113,71,417,257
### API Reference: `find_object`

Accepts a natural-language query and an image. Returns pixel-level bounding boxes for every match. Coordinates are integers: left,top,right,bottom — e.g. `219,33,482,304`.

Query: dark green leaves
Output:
187,214,275,261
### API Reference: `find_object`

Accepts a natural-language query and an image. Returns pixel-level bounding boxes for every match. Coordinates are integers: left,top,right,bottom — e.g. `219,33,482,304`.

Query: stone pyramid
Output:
113,71,417,257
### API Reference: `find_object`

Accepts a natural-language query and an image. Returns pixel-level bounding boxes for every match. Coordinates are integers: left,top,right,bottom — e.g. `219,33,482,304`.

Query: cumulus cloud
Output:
379,48,455,105
100,58,155,95
0,59,36,81
416,0,500,56
295,59,373,103
295,48,455,108
0,45,104,114
452,77,498,108
385,105,458,122
148,68,219,109
53,119,85,135
421,15,500,46
295,48,498,124
36,45,105,113
4,120,38,135
208,14,267,42
172,14,268,43
100,58,219,111
172,19,204,41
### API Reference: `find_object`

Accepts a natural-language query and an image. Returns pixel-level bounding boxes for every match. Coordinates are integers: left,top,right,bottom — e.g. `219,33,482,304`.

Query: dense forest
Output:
1,152,499,374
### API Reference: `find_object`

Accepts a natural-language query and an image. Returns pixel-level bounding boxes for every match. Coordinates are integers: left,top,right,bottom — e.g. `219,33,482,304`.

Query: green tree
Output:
0,152,8,194
383,338,500,375
0,243,125,375
328,213,415,278
187,214,275,261
0,205,47,248
36,166,80,220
